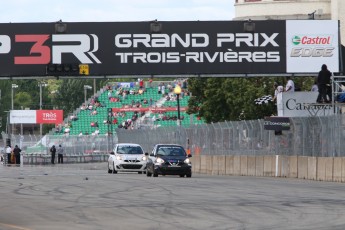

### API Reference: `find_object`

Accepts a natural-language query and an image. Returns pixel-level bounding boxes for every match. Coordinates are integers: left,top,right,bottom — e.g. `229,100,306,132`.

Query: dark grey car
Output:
146,144,192,178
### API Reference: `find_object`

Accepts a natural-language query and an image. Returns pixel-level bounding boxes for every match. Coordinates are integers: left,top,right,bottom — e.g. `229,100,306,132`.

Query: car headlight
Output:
184,158,191,164
155,158,165,164
116,155,122,160
142,156,147,161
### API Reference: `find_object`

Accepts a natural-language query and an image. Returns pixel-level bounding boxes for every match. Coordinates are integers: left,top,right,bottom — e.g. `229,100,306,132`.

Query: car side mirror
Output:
188,154,192,158
110,151,115,155
145,152,149,156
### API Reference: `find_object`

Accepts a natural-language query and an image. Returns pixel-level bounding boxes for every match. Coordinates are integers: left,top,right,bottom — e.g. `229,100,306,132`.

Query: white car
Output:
108,143,148,174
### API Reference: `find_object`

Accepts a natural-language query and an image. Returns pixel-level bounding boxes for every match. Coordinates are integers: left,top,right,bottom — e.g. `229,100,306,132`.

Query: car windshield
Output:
116,146,143,155
156,146,186,157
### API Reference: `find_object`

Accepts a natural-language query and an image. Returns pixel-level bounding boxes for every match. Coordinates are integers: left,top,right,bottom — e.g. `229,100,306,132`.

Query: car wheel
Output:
146,168,152,177
108,163,112,174
179,174,185,177
153,170,158,177
112,163,117,174
186,173,192,178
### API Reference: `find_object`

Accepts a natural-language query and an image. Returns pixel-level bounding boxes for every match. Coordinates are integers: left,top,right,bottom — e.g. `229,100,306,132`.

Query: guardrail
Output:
3,153,109,166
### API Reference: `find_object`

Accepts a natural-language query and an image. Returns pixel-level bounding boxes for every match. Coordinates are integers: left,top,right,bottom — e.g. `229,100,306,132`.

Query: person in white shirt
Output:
5,145,12,164
285,77,295,92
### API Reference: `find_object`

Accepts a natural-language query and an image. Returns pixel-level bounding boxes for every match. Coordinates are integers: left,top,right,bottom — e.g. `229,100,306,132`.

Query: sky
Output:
0,0,235,23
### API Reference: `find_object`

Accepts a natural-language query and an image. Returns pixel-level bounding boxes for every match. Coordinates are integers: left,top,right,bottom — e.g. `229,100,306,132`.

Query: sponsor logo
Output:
291,34,334,57
0,34,101,65
292,35,332,45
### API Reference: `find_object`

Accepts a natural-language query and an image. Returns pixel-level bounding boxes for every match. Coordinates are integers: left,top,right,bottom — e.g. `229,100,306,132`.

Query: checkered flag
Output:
254,95,272,105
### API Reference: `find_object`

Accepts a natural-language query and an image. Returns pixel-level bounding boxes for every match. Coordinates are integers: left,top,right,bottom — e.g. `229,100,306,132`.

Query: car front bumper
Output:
154,164,192,175
115,162,147,172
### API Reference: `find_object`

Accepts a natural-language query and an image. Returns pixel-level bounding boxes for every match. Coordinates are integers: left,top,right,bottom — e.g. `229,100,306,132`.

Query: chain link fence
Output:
2,114,344,158
117,114,345,157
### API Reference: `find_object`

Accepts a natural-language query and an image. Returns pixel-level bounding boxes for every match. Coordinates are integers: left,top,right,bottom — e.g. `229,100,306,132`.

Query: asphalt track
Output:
0,163,344,230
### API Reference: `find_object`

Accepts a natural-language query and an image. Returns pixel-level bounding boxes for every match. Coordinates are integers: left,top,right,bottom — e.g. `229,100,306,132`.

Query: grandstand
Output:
54,80,205,135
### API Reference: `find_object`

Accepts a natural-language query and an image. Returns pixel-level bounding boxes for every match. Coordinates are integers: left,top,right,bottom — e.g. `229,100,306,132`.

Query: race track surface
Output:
0,163,344,230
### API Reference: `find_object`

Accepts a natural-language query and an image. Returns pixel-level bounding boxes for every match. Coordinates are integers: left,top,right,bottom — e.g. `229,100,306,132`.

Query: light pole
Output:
38,82,48,138
174,84,182,126
11,84,18,135
84,85,92,104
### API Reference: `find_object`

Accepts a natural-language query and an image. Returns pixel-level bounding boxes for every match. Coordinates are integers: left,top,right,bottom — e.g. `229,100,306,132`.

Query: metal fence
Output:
117,114,345,157
1,132,117,155
2,114,344,157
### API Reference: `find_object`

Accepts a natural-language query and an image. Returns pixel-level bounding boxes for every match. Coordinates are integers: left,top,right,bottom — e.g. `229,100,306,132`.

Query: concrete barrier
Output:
218,155,226,175
289,156,298,178
333,157,342,182
247,156,256,176
191,155,201,174
225,155,234,175
298,156,308,179
307,157,317,181
200,155,207,174
206,155,213,175
211,156,219,175
240,156,248,176
317,157,327,181
279,155,289,177
255,156,264,177
342,158,345,183
263,156,275,177
233,156,241,176
325,157,334,182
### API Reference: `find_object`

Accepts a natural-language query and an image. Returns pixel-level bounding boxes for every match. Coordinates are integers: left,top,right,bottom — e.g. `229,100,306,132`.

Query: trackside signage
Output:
0,20,339,76
264,117,290,131
286,20,339,73
10,110,63,124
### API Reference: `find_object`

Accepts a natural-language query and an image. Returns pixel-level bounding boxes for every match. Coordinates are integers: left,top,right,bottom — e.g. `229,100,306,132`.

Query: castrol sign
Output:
286,20,339,73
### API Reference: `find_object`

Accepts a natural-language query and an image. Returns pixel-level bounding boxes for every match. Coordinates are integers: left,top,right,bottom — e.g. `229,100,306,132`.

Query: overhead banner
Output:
10,110,63,124
0,20,339,77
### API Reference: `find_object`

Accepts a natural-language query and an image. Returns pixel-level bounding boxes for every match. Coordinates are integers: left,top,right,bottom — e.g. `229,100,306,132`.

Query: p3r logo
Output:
0,35,11,54
11,34,101,64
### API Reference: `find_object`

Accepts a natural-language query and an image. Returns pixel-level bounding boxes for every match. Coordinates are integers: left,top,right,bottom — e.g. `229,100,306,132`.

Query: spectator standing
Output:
50,145,56,164
311,79,319,92
285,77,295,92
13,145,21,165
272,82,283,101
5,145,12,164
57,144,64,164
317,64,332,103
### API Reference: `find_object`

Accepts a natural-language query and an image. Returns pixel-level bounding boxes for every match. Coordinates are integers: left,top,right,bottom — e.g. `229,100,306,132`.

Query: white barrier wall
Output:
194,155,345,183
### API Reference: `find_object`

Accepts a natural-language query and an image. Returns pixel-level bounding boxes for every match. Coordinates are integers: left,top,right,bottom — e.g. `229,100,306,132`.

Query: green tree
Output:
14,92,33,109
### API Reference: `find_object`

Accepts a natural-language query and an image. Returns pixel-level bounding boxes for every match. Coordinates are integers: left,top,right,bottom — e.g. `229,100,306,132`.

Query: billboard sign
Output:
264,117,290,131
279,92,333,117
0,20,339,77
10,110,63,124
286,20,339,73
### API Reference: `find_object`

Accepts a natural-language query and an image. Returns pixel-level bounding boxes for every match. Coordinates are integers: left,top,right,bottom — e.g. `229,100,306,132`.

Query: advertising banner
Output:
0,21,286,76
264,117,290,131
286,20,339,73
279,92,333,117
111,107,187,113
10,110,63,124
0,20,339,77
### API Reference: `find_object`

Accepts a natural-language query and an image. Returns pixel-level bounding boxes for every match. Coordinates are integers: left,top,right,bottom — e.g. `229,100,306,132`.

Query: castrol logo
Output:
292,35,332,45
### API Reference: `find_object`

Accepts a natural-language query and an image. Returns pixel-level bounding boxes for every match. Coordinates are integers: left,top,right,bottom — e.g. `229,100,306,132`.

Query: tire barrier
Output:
191,155,345,183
